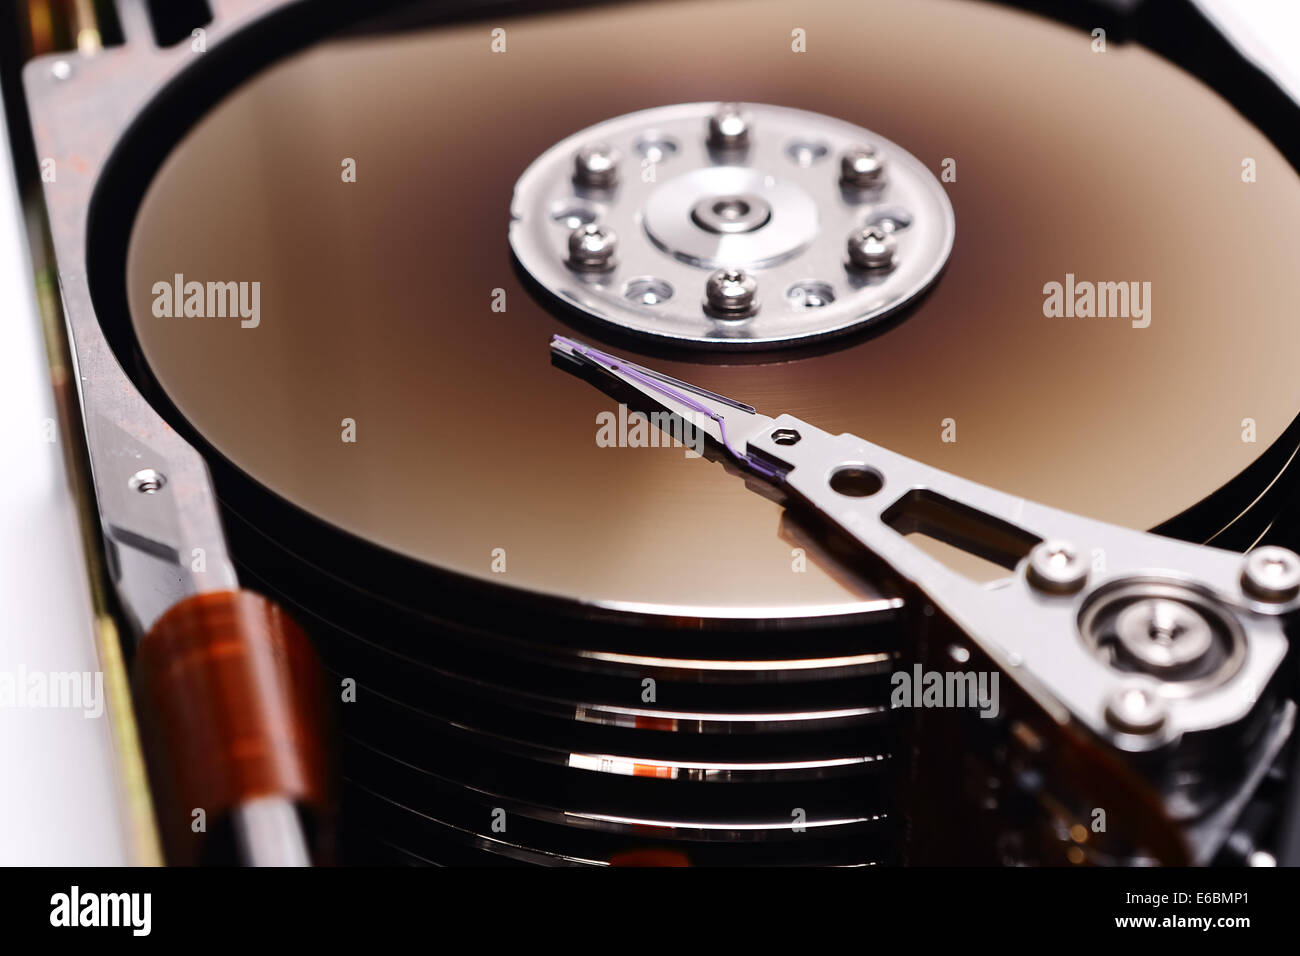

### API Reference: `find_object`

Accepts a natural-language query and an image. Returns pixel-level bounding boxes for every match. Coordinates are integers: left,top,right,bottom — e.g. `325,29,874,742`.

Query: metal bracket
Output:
21,1,273,633
745,415,1290,750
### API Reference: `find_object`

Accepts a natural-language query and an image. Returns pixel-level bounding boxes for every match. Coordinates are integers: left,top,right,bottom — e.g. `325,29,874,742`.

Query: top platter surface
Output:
124,0,1300,617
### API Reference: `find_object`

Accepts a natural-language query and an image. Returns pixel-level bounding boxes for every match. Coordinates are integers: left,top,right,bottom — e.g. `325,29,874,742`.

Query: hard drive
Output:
12,0,1300,868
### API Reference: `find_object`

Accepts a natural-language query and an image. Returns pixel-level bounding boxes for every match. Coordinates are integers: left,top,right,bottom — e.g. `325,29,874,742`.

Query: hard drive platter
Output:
19,0,1300,868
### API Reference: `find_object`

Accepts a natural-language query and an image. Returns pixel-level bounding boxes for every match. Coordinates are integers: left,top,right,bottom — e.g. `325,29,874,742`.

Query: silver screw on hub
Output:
840,145,886,188
567,223,618,272
846,226,897,271
704,268,759,318
1241,545,1300,602
1105,683,1167,735
573,143,620,189
707,103,751,152
1026,540,1088,594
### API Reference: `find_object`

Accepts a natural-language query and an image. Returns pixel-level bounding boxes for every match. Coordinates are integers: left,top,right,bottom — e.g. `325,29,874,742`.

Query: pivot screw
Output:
846,226,897,271
704,268,758,318
1105,683,1167,735
1114,598,1213,671
1026,540,1088,594
707,103,751,152
1242,546,1300,602
840,145,886,188
573,143,620,189
567,223,618,272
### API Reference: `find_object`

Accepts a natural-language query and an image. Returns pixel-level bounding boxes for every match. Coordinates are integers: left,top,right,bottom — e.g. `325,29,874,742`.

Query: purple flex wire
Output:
554,335,785,481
